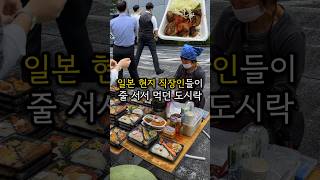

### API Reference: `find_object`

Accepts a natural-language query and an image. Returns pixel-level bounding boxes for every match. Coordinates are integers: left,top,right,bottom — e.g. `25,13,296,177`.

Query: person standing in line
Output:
135,2,164,75
110,0,139,83
131,4,140,44
20,0,94,82
131,5,140,25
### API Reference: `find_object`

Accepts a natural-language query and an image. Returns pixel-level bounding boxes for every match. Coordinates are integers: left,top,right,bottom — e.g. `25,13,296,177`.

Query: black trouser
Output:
113,45,139,83
22,0,94,82
135,36,161,73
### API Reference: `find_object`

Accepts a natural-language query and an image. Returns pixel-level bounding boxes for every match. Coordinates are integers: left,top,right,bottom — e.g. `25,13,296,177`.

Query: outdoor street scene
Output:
109,0,211,179
1,0,317,179
111,46,211,179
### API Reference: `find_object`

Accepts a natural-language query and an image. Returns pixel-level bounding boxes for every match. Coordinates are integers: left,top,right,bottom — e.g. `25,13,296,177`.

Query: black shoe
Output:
156,69,164,75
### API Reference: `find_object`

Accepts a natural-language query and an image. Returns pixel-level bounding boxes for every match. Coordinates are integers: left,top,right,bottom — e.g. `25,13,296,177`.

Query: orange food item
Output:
144,117,153,123
160,139,176,157
174,15,186,24
151,120,166,127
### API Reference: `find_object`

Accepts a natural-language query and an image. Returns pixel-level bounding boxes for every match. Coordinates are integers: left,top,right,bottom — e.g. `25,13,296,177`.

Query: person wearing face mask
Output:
175,44,206,108
212,0,305,149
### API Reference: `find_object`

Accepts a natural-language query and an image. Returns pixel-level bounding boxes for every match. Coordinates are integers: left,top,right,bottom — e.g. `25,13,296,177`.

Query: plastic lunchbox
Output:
181,113,202,137
158,0,209,42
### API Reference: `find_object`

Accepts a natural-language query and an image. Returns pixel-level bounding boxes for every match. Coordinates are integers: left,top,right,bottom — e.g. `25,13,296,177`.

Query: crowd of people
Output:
110,1,207,108
110,1,164,87
1,0,207,109
0,0,95,81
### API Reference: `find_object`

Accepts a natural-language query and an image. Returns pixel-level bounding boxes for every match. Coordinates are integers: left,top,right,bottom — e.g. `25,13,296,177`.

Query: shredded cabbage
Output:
169,0,201,20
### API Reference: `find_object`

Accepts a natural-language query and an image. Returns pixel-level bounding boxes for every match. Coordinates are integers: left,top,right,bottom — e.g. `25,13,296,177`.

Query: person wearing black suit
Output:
21,0,95,82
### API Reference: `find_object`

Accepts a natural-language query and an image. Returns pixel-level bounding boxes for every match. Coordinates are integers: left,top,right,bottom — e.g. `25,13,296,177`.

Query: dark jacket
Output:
211,6,305,148
175,64,206,108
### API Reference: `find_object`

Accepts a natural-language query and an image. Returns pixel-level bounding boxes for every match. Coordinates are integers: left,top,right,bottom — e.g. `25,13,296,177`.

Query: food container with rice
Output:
110,86,120,96
150,138,184,162
0,77,31,97
69,138,108,171
110,104,127,118
162,126,176,139
110,98,122,106
0,135,52,175
126,104,153,116
110,127,127,148
118,113,143,131
30,160,103,180
130,97,153,107
43,131,88,159
6,113,48,136
0,77,32,112
65,115,107,137
142,114,167,130
127,125,158,149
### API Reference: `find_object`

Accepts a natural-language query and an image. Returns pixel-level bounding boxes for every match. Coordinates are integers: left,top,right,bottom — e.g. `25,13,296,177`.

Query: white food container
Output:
158,0,209,42
181,113,202,136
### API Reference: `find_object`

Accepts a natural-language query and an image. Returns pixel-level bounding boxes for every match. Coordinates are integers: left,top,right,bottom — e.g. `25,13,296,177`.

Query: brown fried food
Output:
177,23,191,37
193,8,202,16
7,78,31,92
0,81,14,93
166,11,175,22
191,15,201,27
165,22,177,36
190,26,198,37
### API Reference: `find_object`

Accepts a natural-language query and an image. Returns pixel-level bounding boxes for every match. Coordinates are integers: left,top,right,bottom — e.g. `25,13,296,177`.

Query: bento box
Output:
0,135,52,178
0,77,32,112
110,104,127,119
42,131,88,159
110,126,127,148
3,113,51,137
127,125,159,149
149,138,184,162
118,113,143,131
65,115,107,138
69,138,109,172
30,160,104,180
126,104,153,116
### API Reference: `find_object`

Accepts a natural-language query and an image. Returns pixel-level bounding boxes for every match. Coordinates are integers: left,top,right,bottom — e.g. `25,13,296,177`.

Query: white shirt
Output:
145,11,158,32
131,13,140,23
0,24,26,79
110,69,119,86
131,13,140,36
